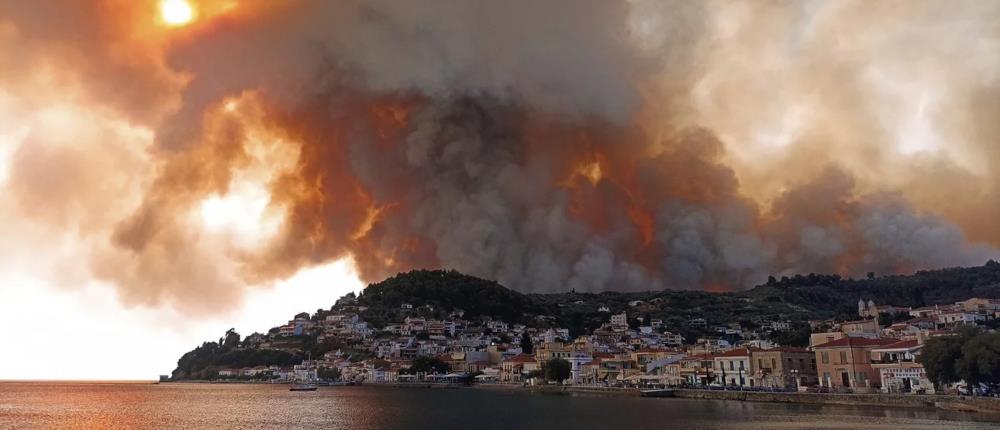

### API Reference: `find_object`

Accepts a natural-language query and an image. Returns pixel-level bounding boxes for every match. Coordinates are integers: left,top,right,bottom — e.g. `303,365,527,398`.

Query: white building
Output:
871,340,934,394
937,312,985,325
713,349,754,387
610,312,628,328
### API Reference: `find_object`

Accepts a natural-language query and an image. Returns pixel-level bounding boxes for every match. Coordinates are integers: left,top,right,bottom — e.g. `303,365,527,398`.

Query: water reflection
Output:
0,382,996,430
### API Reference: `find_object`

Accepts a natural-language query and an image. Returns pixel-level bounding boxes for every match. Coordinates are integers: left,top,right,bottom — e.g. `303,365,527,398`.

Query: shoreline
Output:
162,380,1000,415
457,383,1000,415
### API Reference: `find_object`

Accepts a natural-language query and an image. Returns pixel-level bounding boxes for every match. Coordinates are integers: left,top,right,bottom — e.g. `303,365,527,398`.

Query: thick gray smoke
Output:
0,0,996,313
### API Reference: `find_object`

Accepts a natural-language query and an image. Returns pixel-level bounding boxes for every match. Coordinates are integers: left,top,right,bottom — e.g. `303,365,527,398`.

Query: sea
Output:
1,382,998,429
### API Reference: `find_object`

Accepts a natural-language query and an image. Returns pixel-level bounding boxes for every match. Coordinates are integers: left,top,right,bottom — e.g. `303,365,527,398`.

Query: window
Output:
771,358,776,369
758,359,763,369
821,352,829,364
739,361,744,370
839,351,848,364
729,361,734,371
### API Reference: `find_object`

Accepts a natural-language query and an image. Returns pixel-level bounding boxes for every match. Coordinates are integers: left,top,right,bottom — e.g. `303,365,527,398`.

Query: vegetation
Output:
765,323,812,347
919,327,1000,393
401,356,450,375
173,262,1000,379
171,330,300,380
317,366,341,381
520,332,534,354
357,269,539,328
543,358,572,383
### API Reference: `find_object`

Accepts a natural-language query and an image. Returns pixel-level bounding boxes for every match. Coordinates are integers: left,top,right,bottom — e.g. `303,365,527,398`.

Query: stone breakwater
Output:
672,389,1000,414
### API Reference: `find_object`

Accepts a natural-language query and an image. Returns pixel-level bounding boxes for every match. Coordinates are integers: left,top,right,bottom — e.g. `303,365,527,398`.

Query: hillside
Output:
171,261,1000,379
356,262,1000,335
745,261,1000,317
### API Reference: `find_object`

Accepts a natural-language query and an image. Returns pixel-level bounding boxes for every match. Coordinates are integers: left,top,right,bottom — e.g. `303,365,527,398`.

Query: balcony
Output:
871,357,916,365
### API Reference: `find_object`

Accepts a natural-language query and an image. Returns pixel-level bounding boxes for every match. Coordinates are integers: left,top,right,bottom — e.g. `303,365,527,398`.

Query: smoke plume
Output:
0,0,997,313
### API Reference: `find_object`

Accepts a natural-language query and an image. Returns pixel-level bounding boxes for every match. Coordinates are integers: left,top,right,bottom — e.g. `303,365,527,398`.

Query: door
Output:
841,372,850,387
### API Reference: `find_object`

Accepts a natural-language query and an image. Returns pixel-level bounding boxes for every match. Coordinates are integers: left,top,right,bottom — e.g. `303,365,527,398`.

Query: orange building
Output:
813,337,898,392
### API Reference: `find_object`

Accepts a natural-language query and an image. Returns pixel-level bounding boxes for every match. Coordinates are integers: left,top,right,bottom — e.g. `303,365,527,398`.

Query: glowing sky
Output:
0,261,361,380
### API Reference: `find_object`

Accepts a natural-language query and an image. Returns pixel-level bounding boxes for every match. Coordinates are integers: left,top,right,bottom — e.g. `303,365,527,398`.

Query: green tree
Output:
918,327,979,388
222,329,240,351
544,358,572,383
767,324,811,347
877,312,909,327
318,366,341,381
520,332,534,354
407,356,450,374
956,331,1000,392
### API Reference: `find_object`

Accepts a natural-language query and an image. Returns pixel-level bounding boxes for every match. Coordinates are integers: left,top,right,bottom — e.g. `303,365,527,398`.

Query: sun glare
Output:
160,0,195,26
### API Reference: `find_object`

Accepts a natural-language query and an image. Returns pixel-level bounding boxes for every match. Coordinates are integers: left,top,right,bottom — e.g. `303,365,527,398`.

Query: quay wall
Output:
673,389,1000,413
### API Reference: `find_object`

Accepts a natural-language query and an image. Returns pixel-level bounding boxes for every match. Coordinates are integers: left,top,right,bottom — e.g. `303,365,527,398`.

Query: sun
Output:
160,0,195,26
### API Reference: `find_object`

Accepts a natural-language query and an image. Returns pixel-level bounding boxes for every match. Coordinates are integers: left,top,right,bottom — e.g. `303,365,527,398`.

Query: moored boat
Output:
640,389,675,398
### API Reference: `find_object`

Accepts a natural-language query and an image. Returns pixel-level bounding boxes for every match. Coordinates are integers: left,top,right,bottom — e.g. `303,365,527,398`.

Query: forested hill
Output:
171,262,1000,379
744,261,1000,317
357,262,1000,329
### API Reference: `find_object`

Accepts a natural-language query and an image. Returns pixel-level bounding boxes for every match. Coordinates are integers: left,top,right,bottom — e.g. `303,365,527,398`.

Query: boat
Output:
640,389,676,398
289,352,319,391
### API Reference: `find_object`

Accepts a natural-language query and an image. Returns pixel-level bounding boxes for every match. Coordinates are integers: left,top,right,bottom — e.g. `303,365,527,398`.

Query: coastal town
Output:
192,292,1000,396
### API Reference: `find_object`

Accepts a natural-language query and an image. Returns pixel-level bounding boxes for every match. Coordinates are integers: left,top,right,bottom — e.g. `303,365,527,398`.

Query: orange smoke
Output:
4,0,996,314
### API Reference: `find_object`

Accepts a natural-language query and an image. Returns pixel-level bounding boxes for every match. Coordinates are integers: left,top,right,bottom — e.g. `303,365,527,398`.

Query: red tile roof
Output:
763,347,810,354
681,354,715,362
813,337,898,349
840,319,877,325
505,354,537,364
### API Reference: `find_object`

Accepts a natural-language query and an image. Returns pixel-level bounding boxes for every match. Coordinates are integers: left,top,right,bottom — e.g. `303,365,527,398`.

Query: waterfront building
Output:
813,337,898,392
750,347,817,390
870,340,934,394
500,354,538,382
713,348,758,387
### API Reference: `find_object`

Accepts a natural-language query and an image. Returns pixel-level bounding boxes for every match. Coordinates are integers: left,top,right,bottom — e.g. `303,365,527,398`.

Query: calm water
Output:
1,382,998,429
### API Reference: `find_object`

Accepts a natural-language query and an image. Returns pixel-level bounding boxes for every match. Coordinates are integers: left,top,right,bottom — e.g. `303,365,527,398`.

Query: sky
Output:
0,0,997,379
0,260,361,380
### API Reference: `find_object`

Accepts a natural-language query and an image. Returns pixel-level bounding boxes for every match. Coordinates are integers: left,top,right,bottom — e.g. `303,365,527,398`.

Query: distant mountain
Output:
171,261,1000,379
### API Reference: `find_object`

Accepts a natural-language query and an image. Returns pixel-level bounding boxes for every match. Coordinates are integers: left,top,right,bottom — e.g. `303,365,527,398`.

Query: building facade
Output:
751,347,818,390
814,337,898,392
